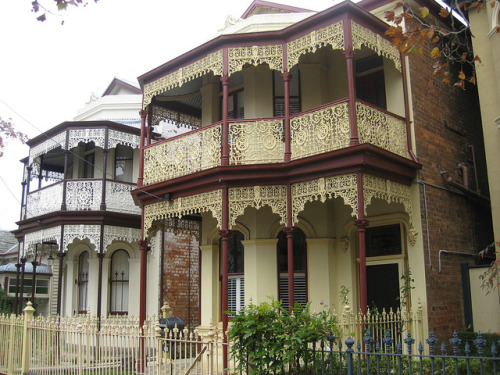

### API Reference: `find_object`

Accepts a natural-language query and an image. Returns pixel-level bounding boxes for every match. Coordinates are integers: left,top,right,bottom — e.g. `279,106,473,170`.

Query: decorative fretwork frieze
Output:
363,174,412,222
103,226,141,252
351,21,401,72
228,185,287,227
144,190,223,235
290,101,350,160
291,174,358,224
29,131,66,165
67,129,106,150
105,182,141,215
23,226,62,257
66,180,103,211
25,182,63,219
143,125,221,186
228,45,283,75
107,130,141,149
287,21,344,70
63,225,101,252
143,50,224,107
150,104,202,129
229,120,284,165
356,102,409,159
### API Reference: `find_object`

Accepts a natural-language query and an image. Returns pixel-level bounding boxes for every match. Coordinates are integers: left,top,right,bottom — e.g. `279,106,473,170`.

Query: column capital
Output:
97,252,105,260
282,226,295,235
138,239,150,251
139,109,148,119
57,251,67,259
353,218,369,229
218,229,232,238
281,71,292,82
343,46,356,59
220,75,232,86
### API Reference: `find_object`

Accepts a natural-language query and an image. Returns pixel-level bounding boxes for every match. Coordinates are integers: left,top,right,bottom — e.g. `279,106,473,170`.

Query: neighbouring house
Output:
11,78,151,317
131,0,495,340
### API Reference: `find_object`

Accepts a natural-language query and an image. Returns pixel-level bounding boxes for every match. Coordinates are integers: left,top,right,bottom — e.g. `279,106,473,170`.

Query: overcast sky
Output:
0,0,336,230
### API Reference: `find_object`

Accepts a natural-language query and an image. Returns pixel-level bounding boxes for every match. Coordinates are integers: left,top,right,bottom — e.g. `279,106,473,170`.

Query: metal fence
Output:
0,302,497,375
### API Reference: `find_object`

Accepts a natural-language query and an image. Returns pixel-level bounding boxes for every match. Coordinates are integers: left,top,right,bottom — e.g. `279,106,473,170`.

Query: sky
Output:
0,0,336,231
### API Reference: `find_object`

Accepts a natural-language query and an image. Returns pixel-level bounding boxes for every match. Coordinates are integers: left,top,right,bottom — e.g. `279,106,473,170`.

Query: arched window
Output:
277,229,307,310
110,250,130,315
220,231,245,315
78,251,89,314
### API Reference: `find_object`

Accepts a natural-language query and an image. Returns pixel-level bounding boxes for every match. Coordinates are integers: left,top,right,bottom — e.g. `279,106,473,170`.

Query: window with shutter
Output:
78,251,89,314
277,229,307,310
220,231,245,315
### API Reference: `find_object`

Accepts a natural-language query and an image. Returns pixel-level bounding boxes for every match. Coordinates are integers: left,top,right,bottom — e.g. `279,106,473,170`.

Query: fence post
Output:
21,301,36,374
345,337,354,375
7,314,15,375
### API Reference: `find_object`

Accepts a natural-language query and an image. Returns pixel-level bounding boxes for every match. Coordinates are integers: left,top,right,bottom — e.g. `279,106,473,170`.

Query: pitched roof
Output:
102,77,142,96
241,0,312,19
0,230,17,254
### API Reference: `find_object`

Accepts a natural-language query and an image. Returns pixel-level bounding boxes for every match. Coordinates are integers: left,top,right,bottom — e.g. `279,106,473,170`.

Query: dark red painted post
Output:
221,75,231,166
219,187,230,373
138,236,149,373
282,71,292,162
355,172,368,314
343,17,359,146
138,109,148,187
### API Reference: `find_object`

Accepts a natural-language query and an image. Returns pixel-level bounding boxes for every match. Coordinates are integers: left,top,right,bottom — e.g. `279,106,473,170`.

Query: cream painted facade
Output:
469,2,500,246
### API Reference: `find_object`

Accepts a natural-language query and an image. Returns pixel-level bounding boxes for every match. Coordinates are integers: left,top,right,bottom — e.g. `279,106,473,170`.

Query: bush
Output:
0,288,13,314
227,300,339,374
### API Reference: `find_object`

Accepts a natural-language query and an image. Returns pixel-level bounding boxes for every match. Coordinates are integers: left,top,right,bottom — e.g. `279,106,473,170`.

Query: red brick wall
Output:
408,44,493,338
161,219,201,329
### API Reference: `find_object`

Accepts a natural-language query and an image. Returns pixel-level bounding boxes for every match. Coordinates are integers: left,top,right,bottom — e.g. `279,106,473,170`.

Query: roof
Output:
240,0,313,19
0,231,17,255
102,77,142,96
0,262,52,275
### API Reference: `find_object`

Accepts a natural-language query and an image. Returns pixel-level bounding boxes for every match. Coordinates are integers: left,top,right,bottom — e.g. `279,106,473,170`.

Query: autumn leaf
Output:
443,71,450,84
470,76,476,85
461,52,468,62
37,13,47,22
430,47,441,58
454,80,465,90
420,7,429,18
439,7,450,18
385,10,395,22
473,55,482,64
458,70,466,80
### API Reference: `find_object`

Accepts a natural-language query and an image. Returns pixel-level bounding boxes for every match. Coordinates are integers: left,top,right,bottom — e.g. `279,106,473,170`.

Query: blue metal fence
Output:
240,330,499,374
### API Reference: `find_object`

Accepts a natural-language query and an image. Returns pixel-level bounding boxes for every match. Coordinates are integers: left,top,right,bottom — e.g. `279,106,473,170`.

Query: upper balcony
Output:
19,121,142,224
136,1,420,200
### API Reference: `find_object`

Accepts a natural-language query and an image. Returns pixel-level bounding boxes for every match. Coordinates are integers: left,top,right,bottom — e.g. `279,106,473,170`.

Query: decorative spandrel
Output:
144,190,222,235
23,226,62,257
102,226,141,252
228,45,283,76
229,120,284,165
143,50,224,107
290,101,350,160
107,130,141,149
143,124,221,186
63,225,101,252
29,131,66,165
228,185,287,227
363,174,412,221
291,174,358,225
351,21,401,72
287,21,344,70
356,102,409,159
67,129,106,150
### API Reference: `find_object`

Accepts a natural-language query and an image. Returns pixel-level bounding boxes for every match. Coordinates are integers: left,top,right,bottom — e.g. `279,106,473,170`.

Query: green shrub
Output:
227,300,339,374
0,288,13,314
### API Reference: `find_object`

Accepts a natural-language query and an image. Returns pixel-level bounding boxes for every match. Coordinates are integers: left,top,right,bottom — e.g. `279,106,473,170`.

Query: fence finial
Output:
161,301,172,318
